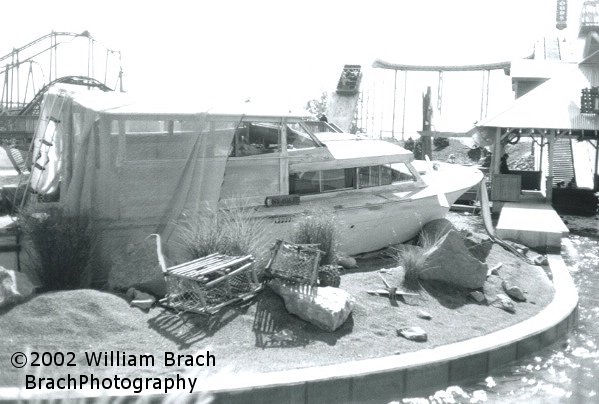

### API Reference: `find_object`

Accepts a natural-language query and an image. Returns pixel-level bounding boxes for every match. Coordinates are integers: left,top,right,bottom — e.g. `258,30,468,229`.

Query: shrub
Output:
433,137,449,150
393,246,425,291
173,207,268,265
394,224,447,291
19,207,96,291
403,137,423,160
293,211,338,265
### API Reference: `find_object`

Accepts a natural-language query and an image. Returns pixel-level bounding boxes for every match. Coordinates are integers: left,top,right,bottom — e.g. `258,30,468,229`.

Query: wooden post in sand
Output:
421,86,433,159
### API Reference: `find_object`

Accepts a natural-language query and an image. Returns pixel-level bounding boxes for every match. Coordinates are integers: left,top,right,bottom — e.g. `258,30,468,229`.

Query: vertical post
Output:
421,86,433,160
546,130,556,204
401,71,407,141
391,70,397,140
279,118,289,195
593,138,598,190
492,127,502,175
15,52,19,109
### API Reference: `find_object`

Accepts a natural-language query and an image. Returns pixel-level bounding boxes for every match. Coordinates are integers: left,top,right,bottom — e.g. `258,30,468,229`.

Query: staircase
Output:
551,137,575,186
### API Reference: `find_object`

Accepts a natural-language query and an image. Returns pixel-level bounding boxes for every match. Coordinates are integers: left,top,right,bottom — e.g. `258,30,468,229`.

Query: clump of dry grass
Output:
292,211,338,265
19,207,96,291
173,206,268,265
394,223,448,291
393,246,426,291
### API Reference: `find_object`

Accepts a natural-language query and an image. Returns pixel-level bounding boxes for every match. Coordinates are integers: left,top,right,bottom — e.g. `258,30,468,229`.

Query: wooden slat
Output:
204,262,254,288
166,253,220,271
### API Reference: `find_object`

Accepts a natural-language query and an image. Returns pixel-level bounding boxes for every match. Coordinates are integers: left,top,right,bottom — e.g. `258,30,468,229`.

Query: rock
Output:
126,287,156,311
463,232,493,262
483,274,504,301
337,255,358,269
420,218,455,244
0,267,35,308
469,290,486,303
487,263,502,277
397,326,428,342
533,255,548,266
419,230,488,289
505,240,529,255
269,279,354,332
491,294,516,313
417,310,432,320
110,236,167,298
502,281,526,302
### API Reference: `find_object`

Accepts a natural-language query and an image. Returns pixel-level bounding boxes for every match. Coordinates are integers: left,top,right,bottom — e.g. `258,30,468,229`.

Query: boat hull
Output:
255,163,483,255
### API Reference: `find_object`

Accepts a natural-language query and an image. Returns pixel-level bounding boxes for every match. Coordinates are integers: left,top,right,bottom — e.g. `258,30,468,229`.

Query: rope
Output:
478,181,536,265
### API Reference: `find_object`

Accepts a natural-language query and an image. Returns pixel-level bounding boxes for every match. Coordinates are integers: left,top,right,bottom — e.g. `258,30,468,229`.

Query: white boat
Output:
245,124,483,254
24,87,482,269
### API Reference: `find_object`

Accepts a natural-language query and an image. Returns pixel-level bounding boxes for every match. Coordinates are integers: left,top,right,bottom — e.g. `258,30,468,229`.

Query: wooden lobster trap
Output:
161,253,263,315
264,239,322,286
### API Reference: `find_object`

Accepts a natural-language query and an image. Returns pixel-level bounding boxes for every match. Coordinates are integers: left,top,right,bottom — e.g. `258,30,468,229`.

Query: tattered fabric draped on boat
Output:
31,87,236,285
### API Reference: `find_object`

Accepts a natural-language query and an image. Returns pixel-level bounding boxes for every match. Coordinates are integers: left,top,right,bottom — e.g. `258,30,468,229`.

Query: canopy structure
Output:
25,86,317,288
470,56,599,201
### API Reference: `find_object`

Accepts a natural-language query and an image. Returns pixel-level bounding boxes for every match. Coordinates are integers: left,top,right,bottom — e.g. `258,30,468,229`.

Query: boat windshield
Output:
286,123,319,150
302,120,341,134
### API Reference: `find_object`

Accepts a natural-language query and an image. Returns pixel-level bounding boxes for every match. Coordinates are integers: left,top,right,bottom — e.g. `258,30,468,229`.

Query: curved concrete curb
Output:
0,254,578,403
208,253,579,403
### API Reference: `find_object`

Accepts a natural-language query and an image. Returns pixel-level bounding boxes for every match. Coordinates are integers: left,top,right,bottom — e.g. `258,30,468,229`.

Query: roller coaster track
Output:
0,31,122,112
17,75,112,116
0,31,91,73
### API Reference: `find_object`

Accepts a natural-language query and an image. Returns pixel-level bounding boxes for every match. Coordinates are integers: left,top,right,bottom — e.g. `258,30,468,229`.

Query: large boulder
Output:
463,232,493,262
0,267,35,308
110,236,167,298
269,279,354,332
419,230,488,289
420,218,456,245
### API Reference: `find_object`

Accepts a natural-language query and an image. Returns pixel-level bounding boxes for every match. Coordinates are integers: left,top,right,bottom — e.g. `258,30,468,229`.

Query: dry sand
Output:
0,217,554,386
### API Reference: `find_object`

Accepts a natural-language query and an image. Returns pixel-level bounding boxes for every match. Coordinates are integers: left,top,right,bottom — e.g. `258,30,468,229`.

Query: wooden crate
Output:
162,253,262,315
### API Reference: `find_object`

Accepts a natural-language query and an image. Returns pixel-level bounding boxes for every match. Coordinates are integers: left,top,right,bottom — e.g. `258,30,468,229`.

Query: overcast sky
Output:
0,0,582,114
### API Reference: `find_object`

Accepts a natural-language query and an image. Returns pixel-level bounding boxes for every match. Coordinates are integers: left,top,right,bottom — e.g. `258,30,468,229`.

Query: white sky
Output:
0,0,583,116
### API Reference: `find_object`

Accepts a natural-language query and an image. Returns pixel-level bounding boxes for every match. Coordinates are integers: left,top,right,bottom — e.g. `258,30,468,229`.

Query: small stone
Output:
491,294,516,313
506,241,529,255
533,255,548,266
502,281,526,302
487,263,502,277
338,255,358,269
269,329,295,344
469,290,486,303
0,267,35,308
126,288,156,311
397,326,428,342
417,310,432,320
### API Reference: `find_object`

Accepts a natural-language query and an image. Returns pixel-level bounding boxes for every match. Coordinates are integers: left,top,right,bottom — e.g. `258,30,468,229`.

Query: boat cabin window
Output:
289,168,356,195
229,121,321,157
231,122,280,157
290,163,415,195
359,163,416,188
